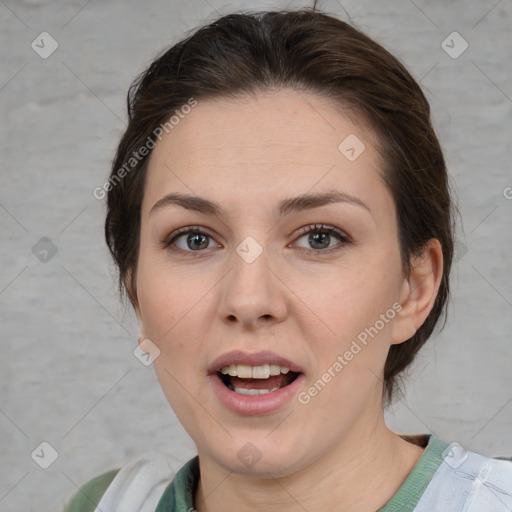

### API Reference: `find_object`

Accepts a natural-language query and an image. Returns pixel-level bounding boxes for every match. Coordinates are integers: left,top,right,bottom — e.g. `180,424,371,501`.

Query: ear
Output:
391,238,443,345
124,269,148,346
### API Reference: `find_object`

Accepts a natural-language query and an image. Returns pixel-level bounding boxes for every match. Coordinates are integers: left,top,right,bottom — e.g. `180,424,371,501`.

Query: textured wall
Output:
0,1,511,511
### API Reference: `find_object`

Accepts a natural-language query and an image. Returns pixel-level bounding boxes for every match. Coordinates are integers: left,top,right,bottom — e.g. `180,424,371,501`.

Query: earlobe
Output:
391,239,443,345
139,336,150,351
124,269,147,345
136,317,149,353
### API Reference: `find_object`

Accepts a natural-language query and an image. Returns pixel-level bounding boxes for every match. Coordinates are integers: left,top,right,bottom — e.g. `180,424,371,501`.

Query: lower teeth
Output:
233,386,280,396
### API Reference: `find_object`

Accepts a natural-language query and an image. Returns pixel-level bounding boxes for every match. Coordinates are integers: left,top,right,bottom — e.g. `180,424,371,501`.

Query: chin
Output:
200,432,311,478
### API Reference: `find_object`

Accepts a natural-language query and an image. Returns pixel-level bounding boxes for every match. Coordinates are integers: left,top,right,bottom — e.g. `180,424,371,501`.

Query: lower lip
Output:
208,373,305,416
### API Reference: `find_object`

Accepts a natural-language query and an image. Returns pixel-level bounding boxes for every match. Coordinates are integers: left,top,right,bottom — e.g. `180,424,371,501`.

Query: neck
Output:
194,411,425,512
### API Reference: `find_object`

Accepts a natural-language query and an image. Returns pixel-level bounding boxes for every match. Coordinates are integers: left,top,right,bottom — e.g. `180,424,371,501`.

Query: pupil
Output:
310,232,329,249
188,233,208,250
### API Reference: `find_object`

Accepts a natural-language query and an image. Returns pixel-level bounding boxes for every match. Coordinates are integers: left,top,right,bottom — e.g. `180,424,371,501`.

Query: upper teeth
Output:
220,364,290,379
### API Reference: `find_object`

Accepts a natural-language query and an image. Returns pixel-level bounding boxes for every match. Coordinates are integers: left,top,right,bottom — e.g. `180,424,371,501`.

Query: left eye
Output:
293,224,349,252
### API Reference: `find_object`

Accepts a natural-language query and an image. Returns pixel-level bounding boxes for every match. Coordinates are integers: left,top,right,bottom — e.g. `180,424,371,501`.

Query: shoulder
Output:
63,455,181,512
416,439,512,512
63,469,120,512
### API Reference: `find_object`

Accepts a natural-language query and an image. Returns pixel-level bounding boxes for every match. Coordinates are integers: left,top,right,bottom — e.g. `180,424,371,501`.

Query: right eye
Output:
164,226,221,253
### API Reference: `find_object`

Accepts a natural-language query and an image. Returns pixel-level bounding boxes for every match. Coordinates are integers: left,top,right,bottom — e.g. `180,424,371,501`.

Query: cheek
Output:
292,253,402,394
297,272,398,417
137,252,196,333
136,257,220,370
136,266,189,361
298,256,400,335
136,267,208,416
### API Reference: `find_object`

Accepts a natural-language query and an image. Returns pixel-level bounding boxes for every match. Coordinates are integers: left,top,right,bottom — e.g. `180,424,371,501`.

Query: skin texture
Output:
132,89,443,512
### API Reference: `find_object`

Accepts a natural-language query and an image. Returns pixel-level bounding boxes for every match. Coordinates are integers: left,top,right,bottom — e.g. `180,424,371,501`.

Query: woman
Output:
65,7,512,512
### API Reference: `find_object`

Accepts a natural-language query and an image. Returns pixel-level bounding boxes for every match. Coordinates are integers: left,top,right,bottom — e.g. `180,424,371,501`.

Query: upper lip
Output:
208,350,304,374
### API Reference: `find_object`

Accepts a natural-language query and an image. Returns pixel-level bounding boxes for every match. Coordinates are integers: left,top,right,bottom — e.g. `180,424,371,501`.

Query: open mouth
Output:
217,364,301,396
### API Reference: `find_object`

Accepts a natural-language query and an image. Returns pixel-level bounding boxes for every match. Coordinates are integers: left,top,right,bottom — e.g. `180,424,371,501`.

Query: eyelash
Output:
163,223,350,255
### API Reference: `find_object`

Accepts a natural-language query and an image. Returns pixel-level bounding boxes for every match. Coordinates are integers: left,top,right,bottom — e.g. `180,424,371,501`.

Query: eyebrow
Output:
150,190,371,217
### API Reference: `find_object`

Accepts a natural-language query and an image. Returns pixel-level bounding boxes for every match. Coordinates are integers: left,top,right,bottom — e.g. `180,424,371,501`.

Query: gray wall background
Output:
0,0,511,510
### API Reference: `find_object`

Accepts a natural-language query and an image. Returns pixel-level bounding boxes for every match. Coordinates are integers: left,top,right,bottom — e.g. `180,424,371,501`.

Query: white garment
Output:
414,442,512,511
93,455,177,512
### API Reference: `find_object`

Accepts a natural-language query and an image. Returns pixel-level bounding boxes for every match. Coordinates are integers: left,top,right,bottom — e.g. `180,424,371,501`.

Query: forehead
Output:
142,89,390,218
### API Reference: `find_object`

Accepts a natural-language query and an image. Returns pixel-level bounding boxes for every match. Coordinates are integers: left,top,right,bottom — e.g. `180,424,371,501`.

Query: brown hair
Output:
105,8,454,404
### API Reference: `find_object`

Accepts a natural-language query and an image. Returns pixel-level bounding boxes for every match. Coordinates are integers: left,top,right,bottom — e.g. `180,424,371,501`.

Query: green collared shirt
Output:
64,435,450,511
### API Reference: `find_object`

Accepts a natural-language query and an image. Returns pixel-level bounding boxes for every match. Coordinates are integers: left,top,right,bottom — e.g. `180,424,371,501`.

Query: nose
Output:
217,241,288,331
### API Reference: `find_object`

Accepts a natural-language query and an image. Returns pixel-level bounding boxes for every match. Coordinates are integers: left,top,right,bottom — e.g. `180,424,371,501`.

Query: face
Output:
134,89,409,476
